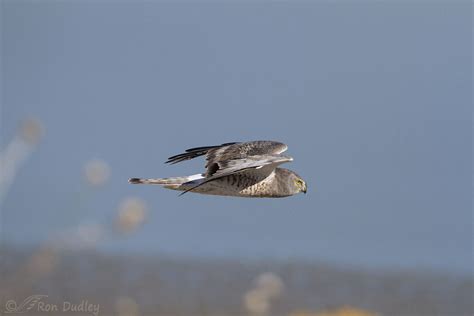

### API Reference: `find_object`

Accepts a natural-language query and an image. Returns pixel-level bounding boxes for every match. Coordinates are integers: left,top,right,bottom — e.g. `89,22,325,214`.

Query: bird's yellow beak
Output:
302,182,307,194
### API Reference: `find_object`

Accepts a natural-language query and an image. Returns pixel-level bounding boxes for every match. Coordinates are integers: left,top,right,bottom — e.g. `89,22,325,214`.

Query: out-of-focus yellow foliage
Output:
115,197,148,234
25,246,59,278
290,306,378,316
115,296,139,316
20,117,43,145
83,158,110,187
244,272,285,315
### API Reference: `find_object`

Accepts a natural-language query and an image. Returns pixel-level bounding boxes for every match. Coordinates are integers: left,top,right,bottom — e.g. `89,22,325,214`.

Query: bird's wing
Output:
165,142,239,164
165,140,288,176
204,141,288,174
166,140,288,168
179,154,293,196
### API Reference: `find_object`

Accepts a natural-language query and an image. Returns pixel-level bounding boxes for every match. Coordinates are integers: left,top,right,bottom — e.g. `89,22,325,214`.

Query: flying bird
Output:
129,140,307,198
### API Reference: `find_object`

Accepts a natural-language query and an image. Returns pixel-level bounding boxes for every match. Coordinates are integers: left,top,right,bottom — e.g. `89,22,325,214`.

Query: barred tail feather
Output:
128,174,204,190
129,178,171,185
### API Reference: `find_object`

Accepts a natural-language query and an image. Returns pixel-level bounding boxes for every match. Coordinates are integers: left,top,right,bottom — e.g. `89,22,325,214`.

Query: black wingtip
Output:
129,178,141,184
165,142,240,165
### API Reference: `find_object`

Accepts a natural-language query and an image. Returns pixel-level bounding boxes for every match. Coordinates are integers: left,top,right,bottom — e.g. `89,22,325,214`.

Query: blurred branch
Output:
0,118,43,206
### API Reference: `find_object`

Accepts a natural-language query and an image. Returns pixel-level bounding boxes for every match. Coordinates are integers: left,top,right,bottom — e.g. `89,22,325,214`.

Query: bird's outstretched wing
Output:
179,154,293,196
165,142,239,165
166,140,288,176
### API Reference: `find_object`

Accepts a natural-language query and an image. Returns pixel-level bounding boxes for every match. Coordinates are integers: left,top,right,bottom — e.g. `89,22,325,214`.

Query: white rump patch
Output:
187,173,204,181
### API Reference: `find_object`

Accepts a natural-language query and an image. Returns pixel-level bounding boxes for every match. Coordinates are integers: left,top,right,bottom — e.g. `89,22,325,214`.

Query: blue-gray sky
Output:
2,1,472,274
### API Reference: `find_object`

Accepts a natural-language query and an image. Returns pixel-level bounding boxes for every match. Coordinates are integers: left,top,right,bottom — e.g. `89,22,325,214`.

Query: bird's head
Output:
294,176,307,194
285,170,307,195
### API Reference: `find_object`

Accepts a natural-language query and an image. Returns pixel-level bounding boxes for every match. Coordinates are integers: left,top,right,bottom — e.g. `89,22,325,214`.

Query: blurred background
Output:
1,1,472,316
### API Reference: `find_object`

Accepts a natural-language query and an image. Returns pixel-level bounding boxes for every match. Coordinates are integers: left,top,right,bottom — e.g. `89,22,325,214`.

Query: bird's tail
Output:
128,174,204,190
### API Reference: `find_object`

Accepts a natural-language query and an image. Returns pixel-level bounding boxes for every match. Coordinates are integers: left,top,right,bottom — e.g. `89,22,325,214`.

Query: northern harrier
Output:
129,141,307,198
